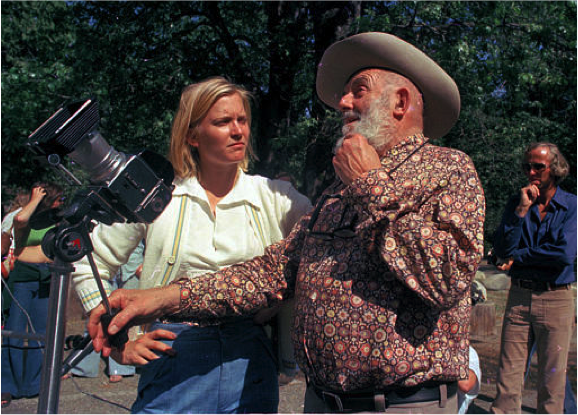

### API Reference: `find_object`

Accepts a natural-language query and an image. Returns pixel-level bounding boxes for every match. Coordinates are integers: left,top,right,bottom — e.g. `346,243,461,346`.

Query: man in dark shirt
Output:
89,33,485,413
490,142,576,414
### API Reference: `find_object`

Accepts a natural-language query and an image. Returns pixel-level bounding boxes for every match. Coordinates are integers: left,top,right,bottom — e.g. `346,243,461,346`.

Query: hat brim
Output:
316,32,460,140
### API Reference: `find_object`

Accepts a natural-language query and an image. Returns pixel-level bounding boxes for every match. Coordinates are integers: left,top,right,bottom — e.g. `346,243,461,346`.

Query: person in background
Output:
1,189,30,259
458,346,481,414
523,341,577,414
88,33,485,414
1,182,64,408
2,189,30,323
71,77,311,413
490,142,576,414
458,282,484,414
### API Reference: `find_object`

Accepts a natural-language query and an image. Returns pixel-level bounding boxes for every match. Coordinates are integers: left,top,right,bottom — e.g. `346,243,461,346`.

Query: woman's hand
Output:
88,285,182,356
110,330,177,366
30,186,47,203
14,186,47,230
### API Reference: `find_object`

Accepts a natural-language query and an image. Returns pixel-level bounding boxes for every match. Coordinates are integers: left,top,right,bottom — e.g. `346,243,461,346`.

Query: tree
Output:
2,1,576,252
1,2,79,194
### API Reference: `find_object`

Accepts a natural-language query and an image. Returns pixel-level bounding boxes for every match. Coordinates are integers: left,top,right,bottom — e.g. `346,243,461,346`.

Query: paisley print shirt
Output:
173,134,486,392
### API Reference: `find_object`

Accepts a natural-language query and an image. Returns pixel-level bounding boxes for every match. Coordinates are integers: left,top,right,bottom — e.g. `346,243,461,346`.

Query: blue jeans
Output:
1,280,50,398
132,319,279,414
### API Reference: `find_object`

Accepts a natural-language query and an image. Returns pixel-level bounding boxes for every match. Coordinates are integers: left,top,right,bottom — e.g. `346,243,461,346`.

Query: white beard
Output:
334,96,395,154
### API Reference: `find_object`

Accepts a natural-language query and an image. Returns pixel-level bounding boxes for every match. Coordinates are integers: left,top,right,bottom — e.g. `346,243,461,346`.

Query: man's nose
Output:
339,93,353,111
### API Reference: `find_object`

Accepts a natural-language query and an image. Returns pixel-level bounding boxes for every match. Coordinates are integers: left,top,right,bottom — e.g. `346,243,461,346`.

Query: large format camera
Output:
27,98,174,262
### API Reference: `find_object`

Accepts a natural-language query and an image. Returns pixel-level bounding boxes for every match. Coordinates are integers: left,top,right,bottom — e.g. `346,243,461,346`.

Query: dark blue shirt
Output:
494,187,577,285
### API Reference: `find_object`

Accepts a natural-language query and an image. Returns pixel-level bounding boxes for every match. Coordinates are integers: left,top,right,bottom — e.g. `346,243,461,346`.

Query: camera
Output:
27,98,174,262
27,98,174,225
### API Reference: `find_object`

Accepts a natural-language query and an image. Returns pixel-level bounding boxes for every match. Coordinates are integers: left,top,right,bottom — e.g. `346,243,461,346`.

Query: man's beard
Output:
334,96,395,155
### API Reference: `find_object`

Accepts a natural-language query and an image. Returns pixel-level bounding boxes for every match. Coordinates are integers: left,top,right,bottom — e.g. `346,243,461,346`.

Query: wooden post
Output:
470,302,496,338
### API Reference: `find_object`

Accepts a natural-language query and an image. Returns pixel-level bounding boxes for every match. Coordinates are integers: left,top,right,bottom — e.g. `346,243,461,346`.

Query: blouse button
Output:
167,256,176,265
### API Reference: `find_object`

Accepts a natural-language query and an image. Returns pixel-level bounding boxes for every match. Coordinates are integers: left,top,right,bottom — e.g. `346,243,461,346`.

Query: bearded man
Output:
89,32,486,414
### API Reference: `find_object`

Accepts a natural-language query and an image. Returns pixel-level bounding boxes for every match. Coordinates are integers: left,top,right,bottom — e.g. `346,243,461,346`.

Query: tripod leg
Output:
37,259,74,414
61,337,94,377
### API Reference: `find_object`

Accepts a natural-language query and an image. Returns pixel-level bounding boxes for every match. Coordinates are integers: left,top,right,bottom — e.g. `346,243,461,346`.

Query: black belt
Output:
512,278,571,291
311,381,458,412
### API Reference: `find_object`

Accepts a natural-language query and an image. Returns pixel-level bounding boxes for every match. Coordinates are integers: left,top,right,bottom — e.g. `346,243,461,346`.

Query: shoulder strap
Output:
247,204,268,249
159,196,188,286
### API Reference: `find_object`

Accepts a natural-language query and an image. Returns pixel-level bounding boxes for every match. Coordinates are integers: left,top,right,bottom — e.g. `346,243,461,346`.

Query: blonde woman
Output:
71,77,311,413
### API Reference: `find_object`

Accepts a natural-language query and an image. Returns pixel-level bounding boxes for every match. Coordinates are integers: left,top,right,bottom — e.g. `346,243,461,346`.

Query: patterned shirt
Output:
173,134,486,392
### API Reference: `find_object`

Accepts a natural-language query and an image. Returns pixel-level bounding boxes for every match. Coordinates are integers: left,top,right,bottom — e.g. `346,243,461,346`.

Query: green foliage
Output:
2,1,576,253
2,2,78,191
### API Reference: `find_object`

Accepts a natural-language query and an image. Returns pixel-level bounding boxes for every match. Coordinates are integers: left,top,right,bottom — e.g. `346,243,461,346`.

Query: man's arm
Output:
494,194,577,268
92,215,309,354
345,150,485,311
173,232,303,321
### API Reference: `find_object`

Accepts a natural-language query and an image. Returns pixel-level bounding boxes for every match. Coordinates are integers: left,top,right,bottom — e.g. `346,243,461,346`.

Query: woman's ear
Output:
186,128,198,148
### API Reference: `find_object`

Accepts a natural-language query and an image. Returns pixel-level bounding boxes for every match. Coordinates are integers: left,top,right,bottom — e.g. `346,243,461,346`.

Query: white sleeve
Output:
467,347,481,398
273,180,312,237
71,221,145,312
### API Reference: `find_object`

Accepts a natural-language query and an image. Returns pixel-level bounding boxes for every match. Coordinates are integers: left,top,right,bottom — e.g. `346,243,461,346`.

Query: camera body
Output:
28,98,174,225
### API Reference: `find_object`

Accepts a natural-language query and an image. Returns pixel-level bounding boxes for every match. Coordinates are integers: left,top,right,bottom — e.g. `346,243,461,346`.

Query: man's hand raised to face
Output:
332,134,382,186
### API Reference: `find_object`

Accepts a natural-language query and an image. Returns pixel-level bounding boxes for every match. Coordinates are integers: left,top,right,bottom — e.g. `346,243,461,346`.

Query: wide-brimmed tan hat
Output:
316,32,460,140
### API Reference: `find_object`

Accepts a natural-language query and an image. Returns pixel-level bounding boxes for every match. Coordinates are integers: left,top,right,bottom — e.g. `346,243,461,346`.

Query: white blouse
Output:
72,170,312,312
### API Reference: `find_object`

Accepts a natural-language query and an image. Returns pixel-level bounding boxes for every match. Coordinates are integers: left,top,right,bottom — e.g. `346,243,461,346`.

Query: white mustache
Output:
342,110,361,123
334,111,362,154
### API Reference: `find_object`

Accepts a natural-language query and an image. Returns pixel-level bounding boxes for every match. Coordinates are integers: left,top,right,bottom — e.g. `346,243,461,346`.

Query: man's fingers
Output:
107,307,134,335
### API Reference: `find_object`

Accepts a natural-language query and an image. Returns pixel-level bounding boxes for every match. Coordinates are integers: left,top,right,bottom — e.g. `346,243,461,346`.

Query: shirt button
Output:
167,256,176,265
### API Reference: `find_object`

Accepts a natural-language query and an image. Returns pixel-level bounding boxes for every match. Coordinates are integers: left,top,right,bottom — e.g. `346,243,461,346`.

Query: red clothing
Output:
174,134,486,392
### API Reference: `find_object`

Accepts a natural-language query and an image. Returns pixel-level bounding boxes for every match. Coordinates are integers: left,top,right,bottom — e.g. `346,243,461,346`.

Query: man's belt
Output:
512,278,572,291
311,381,458,412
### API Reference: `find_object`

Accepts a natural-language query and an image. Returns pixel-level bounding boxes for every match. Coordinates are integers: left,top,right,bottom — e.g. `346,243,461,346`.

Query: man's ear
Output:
392,87,410,120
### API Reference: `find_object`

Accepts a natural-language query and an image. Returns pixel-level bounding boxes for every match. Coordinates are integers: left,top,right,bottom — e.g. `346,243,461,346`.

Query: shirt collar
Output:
550,187,570,211
171,170,263,210
380,134,429,174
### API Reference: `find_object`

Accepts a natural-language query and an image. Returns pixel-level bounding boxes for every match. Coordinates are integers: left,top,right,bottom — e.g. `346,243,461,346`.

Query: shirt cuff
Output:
76,286,112,313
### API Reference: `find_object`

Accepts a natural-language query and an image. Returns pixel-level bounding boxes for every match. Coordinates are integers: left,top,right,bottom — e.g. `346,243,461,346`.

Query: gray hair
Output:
524,142,570,184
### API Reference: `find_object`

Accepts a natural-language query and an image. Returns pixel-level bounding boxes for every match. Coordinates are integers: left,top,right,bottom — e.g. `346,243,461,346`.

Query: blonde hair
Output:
169,77,254,179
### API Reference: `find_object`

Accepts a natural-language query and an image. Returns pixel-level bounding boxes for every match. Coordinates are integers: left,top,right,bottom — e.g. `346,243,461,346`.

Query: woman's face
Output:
188,93,249,170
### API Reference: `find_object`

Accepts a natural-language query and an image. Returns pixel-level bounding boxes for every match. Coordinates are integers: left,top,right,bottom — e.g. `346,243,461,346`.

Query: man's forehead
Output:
527,147,550,158
344,68,387,90
536,148,549,156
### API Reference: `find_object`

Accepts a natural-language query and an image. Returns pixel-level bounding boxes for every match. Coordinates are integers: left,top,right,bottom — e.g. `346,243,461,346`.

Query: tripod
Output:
35,213,128,413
